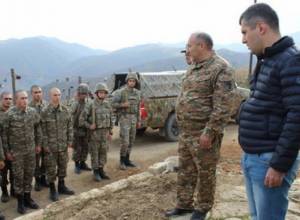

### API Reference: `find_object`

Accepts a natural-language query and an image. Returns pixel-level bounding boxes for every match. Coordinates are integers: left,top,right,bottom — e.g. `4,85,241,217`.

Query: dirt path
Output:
1,124,241,220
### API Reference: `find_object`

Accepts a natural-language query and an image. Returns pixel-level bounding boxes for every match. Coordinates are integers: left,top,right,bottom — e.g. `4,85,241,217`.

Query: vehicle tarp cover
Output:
108,71,185,98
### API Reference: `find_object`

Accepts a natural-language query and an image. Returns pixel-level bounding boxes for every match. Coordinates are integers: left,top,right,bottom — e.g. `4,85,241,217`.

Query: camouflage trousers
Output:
45,151,68,183
1,160,13,187
72,135,89,162
89,129,109,169
12,151,36,195
176,130,222,212
119,114,137,157
35,150,46,178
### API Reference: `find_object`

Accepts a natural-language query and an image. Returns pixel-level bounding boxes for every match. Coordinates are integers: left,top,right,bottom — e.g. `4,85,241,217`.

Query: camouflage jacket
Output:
41,104,73,152
0,136,4,161
70,99,90,136
112,86,141,120
2,106,42,155
29,100,48,115
79,98,113,131
176,53,235,135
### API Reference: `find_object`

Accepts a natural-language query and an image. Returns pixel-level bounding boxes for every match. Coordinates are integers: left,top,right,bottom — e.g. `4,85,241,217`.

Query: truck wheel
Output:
164,113,179,142
136,127,147,136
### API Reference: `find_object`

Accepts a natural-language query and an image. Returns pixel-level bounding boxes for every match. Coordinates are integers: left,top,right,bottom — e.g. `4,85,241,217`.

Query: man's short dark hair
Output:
0,91,11,100
30,85,41,92
239,3,279,32
195,32,214,50
15,90,27,99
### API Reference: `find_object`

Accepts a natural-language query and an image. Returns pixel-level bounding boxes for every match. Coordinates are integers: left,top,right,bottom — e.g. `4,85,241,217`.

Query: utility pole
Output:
78,76,82,84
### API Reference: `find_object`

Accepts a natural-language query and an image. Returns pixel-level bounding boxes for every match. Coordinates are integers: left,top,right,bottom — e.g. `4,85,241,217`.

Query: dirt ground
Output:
1,124,241,219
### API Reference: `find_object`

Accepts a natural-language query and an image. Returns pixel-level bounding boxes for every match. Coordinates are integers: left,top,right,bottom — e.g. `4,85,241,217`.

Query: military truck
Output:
108,71,249,142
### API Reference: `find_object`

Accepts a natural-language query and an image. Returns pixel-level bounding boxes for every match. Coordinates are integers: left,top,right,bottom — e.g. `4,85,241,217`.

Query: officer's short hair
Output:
30,85,41,92
239,3,279,32
15,90,27,99
195,32,213,50
0,91,11,100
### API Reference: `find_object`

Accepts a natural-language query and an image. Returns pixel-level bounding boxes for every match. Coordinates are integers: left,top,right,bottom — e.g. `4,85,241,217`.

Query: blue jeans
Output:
241,152,300,220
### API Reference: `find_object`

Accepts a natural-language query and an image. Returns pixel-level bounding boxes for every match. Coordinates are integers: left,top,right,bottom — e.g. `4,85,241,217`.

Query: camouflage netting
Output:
108,71,185,98
139,71,184,98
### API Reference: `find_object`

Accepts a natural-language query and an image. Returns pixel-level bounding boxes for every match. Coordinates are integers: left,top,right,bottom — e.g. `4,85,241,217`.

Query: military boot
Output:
74,161,81,174
99,167,110,180
124,153,136,167
165,208,194,217
190,210,207,220
24,192,39,209
34,177,42,191
93,169,101,182
58,179,75,195
0,211,5,220
119,156,127,170
49,182,59,202
40,175,49,187
17,194,26,214
10,186,16,198
1,186,9,203
80,161,92,171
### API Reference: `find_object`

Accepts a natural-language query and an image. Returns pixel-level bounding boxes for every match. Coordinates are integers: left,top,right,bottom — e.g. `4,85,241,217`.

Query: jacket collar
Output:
258,36,295,59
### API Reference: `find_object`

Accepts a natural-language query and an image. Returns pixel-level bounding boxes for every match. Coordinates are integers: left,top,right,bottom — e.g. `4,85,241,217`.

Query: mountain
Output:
0,36,107,89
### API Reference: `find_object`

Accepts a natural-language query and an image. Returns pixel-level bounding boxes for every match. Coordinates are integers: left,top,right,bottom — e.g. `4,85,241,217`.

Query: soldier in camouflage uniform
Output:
79,83,113,181
29,85,49,191
112,73,141,170
2,90,41,214
0,92,14,203
71,83,92,174
166,33,235,220
41,88,74,202
0,135,5,220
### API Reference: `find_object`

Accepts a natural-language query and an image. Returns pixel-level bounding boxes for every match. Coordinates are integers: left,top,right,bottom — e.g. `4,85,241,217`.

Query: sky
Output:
0,0,299,51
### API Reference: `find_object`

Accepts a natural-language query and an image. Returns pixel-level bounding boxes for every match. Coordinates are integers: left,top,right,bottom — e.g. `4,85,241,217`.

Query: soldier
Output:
41,88,74,202
165,32,235,220
0,92,14,203
79,83,112,181
2,90,41,214
112,73,141,170
71,83,92,174
29,85,49,191
0,136,6,220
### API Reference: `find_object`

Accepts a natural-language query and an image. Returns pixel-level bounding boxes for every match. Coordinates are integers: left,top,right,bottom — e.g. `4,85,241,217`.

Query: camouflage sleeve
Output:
0,136,4,161
34,113,43,147
109,103,114,132
79,104,92,129
2,113,10,154
111,90,123,109
204,67,235,135
137,91,141,122
67,111,73,146
40,110,49,151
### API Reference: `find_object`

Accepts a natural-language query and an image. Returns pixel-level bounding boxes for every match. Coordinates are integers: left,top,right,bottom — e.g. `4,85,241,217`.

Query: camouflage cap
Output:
126,72,139,82
77,83,89,94
94,83,109,93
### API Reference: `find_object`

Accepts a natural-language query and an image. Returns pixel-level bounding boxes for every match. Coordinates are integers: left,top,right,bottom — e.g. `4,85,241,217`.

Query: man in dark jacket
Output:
238,3,300,220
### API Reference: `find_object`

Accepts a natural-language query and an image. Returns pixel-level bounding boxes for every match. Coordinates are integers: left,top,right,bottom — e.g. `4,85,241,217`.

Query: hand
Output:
35,146,41,154
136,122,141,129
5,152,14,161
0,161,5,170
107,134,112,141
90,123,96,130
264,167,285,188
43,147,50,153
198,134,212,149
121,102,129,108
